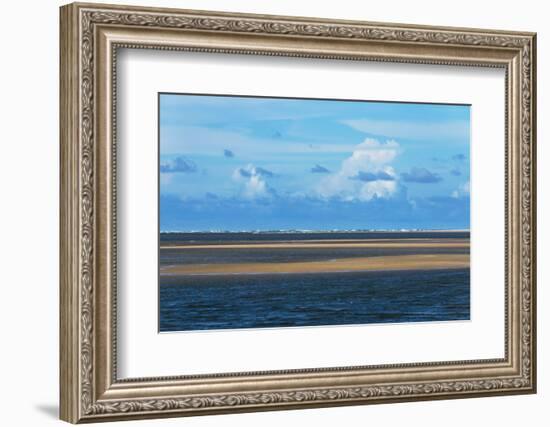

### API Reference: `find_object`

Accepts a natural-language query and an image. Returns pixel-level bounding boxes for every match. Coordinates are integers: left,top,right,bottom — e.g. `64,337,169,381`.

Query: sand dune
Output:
161,254,469,276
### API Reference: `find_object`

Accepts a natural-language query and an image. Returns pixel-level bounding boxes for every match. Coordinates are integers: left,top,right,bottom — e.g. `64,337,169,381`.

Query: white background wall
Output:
0,0,546,426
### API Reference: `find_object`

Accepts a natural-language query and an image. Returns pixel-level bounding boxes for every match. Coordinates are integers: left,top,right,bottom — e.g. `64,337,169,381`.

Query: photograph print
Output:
158,93,471,332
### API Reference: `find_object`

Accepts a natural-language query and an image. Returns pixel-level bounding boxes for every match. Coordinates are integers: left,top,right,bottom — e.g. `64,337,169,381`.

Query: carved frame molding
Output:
60,2,536,423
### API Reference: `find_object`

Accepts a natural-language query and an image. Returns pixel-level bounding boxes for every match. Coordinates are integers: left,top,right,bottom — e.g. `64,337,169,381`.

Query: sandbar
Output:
161,254,469,276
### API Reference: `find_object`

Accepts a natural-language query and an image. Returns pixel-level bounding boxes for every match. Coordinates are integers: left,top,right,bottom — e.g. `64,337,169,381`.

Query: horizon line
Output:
160,228,471,234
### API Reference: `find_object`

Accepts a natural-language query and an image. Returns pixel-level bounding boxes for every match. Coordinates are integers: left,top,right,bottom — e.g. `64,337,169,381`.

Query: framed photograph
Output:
60,2,537,423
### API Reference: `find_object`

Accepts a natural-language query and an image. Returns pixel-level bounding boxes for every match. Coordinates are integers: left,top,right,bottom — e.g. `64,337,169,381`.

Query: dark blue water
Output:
160,246,468,266
159,269,470,332
161,231,469,244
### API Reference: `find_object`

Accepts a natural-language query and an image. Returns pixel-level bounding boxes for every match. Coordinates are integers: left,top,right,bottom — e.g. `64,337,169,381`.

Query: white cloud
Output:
232,164,275,199
358,178,397,201
341,139,399,175
318,138,400,201
243,175,269,199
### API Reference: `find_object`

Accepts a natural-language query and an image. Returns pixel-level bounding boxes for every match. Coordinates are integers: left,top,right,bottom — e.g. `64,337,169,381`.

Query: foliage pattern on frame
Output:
76,7,535,418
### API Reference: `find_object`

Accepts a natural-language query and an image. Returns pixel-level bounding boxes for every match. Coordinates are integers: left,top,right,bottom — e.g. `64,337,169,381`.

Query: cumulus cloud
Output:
401,167,442,183
237,168,252,178
223,149,234,158
236,165,274,178
311,164,330,174
233,164,276,199
254,167,274,178
350,170,395,182
345,138,400,166
244,176,271,199
160,156,197,173
318,138,400,201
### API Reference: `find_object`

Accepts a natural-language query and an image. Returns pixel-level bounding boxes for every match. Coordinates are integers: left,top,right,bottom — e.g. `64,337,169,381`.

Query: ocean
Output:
159,231,470,332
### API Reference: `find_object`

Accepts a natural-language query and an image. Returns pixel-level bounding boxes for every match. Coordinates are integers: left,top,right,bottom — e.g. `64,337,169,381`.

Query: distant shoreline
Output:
160,229,471,234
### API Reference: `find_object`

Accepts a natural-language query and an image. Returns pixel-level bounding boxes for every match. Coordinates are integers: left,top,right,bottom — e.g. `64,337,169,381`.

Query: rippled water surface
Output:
159,232,470,332
160,269,470,332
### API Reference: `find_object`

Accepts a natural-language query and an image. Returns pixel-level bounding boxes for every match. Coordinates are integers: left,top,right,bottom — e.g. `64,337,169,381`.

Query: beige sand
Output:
161,254,469,276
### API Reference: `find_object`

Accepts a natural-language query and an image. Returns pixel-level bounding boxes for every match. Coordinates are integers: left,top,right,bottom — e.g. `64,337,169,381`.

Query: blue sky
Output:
159,94,470,231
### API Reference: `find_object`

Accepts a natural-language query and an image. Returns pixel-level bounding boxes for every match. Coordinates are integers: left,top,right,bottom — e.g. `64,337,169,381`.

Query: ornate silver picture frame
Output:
60,2,536,423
